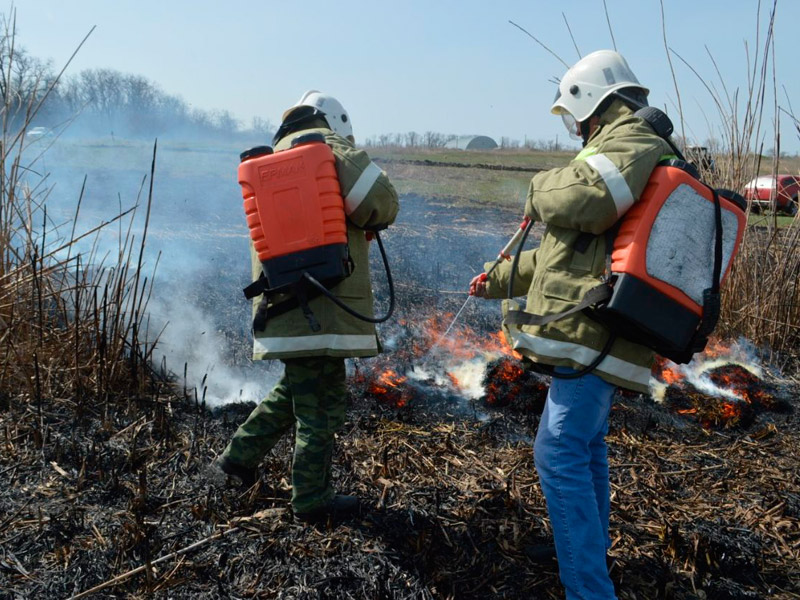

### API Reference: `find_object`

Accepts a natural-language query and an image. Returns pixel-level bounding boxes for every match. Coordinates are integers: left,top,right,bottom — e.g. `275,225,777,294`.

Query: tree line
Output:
7,29,565,149
4,31,273,141
362,131,569,152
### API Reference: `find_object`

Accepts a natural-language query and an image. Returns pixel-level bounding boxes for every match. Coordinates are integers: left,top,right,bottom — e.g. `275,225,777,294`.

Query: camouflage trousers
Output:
221,356,347,513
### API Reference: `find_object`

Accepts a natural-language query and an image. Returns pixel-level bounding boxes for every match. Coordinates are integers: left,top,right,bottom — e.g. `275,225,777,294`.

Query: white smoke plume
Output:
148,296,275,407
649,337,765,403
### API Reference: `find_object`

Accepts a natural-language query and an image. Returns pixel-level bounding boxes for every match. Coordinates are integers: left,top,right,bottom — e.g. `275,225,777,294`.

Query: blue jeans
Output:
534,368,617,600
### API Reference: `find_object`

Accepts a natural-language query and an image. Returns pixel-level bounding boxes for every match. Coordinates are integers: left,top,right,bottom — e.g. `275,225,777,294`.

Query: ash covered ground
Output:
2,186,800,599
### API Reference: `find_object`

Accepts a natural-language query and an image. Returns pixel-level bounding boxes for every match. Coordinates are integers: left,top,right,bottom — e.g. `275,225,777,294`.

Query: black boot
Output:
294,494,361,524
211,456,258,488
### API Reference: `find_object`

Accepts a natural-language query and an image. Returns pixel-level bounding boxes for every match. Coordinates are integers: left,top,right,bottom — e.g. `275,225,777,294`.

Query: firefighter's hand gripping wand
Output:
429,216,532,351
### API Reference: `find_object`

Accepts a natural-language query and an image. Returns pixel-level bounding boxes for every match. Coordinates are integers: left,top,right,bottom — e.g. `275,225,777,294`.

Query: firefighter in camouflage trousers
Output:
214,91,399,523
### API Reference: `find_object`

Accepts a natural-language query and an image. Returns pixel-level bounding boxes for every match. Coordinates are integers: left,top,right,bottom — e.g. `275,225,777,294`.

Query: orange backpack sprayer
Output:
504,107,746,374
596,163,745,363
238,132,394,331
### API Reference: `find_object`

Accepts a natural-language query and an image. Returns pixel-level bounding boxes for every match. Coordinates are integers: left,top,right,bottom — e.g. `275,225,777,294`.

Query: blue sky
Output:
14,0,800,152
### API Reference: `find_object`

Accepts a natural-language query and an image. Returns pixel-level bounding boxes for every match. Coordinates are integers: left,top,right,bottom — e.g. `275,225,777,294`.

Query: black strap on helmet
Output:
272,106,327,145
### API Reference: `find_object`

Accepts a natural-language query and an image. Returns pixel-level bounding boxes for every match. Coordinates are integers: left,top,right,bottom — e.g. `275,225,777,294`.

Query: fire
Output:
484,359,526,406
367,368,410,407
371,369,407,391
356,309,529,409
359,318,784,428
704,364,774,407
721,402,740,420
700,337,735,358
659,362,685,385
653,337,783,429
419,315,519,362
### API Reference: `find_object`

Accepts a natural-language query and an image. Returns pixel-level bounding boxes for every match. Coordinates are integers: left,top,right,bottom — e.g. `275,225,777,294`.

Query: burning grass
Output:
5,229,797,599
3,153,797,600
651,339,791,430
2,183,799,599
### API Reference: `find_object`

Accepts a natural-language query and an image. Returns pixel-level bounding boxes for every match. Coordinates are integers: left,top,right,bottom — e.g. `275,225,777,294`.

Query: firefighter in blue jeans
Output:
470,50,672,599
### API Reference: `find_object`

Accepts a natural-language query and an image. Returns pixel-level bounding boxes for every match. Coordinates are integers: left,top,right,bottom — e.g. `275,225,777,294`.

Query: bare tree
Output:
0,23,55,127
424,131,448,148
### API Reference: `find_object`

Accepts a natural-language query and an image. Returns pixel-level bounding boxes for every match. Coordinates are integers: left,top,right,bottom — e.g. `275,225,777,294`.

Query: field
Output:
373,147,800,224
1,139,799,599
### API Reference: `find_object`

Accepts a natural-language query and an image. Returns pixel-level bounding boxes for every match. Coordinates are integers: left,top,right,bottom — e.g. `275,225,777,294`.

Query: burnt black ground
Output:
1,362,798,599
1,194,799,599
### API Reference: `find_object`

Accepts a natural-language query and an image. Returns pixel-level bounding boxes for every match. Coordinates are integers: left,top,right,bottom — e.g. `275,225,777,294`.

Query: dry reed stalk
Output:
663,0,799,366
0,20,165,412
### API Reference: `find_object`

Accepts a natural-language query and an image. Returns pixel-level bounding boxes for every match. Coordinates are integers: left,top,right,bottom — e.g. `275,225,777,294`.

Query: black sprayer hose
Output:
303,230,395,324
506,218,615,379
549,332,617,380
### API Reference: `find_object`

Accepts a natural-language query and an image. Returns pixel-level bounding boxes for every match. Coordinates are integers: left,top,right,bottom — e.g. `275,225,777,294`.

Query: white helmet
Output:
282,90,353,139
551,50,648,138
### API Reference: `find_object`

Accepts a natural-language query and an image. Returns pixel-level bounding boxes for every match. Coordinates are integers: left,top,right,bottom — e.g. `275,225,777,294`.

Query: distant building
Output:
445,135,498,150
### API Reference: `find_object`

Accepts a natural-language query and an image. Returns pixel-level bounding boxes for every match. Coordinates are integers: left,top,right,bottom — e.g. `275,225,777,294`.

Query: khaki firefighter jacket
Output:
483,101,673,393
250,122,399,360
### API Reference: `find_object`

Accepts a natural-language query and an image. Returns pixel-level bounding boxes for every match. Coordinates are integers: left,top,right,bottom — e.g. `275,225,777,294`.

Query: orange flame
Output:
657,337,774,428
367,369,410,407
721,402,740,419
368,369,407,393
484,359,527,406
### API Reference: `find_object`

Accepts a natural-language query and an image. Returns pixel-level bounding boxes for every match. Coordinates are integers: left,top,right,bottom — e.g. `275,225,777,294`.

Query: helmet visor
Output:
561,112,582,140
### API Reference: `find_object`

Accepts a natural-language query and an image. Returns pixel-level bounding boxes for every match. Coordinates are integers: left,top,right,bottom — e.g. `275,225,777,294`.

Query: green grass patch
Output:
370,147,575,170
373,148,577,209
747,212,798,228
381,161,531,209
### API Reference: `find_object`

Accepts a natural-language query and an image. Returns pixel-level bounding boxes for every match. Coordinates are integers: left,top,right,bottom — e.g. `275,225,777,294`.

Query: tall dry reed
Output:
0,14,162,415
663,0,799,368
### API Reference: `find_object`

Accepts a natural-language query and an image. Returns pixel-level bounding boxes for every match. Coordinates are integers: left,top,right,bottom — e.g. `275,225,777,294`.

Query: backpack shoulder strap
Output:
504,283,612,326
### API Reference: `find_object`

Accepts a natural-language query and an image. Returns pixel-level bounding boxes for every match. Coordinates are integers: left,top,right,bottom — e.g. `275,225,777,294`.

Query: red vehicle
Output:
742,174,800,215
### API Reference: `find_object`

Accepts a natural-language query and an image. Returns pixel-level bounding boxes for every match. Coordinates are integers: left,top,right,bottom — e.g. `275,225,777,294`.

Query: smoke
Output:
443,358,495,400
147,295,274,406
34,131,528,410
31,136,281,407
649,337,765,403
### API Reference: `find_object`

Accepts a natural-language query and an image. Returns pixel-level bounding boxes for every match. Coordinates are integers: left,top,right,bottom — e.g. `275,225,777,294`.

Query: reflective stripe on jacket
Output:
251,125,399,360
484,101,673,393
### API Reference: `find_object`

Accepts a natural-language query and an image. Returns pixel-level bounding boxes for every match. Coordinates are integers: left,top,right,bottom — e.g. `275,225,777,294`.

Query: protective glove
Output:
469,273,489,298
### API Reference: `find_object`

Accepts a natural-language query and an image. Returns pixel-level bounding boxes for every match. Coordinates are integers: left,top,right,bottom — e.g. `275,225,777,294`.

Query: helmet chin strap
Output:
578,117,592,148
579,119,594,147
578,90,648,146
273,108,327,145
